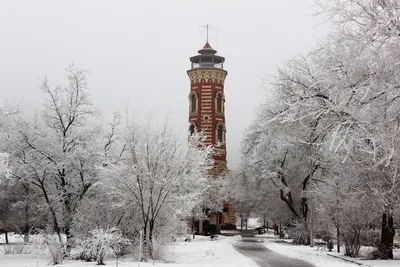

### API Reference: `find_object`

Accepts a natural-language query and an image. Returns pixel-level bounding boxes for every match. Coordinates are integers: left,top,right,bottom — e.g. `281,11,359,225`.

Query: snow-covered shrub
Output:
286,223,309,245
151,217,191,260
1,244,28,255
128,234,142,261
71,180,141,240
130,219,189,261
42,234,64,265
149,233,171,261
77,227,131,265
341,228,361,258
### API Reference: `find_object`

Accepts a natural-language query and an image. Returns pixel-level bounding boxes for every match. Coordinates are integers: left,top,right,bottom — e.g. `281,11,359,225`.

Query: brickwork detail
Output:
187,43,235,228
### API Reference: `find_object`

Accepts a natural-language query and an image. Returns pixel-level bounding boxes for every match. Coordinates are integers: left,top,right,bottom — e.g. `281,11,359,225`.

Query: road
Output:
233,236,315,267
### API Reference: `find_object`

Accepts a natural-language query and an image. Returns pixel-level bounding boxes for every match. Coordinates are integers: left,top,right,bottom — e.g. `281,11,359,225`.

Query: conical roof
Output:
203,42,212,49
198,42,217,55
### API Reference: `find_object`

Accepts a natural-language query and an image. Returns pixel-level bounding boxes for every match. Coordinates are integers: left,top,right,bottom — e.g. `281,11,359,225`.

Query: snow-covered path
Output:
233,236,315,267
260,234,400,267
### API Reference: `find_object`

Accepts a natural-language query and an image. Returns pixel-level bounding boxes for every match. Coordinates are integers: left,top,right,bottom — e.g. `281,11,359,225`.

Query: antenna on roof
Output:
198,24,213,43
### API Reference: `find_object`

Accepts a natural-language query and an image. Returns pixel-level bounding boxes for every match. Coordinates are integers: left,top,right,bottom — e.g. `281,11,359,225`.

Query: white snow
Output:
2,232,400,267
0,234,257,267
262,233,400,267
163,235,257,267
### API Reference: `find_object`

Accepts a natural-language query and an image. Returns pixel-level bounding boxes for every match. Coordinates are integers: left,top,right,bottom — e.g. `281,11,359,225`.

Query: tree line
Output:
0,65,225,262
232,0,400,260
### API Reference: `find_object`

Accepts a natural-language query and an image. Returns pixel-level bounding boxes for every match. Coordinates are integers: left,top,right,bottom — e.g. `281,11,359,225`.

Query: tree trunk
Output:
40,183,62,243
337,225,340,253
142,222,148,261
63,191,75,256
149,220,155,260
24,184,30,244
24,203,30,244
310,202,314,247
64,223,73,256
377,212,395,259
216,212,220,234
5,232,8,244
192,217,195,239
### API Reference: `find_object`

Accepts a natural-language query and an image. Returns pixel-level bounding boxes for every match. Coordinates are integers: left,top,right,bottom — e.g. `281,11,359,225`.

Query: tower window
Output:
215,92,224,116
217,94,222,113
216,122,226,144
191,94,197,113
189,92,198,115
217,125,223,143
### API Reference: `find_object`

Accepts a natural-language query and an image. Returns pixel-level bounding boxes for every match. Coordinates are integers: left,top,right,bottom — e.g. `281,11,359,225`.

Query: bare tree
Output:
238,1,400,258
102,116,214,260
6,65,103,254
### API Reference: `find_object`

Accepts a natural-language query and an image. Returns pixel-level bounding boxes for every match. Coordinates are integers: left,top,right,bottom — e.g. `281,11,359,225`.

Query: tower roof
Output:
189,42,226,70
197,42,217,55
203,42,212,49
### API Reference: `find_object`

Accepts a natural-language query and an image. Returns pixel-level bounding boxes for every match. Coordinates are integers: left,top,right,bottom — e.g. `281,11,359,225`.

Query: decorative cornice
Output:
187,69,227,84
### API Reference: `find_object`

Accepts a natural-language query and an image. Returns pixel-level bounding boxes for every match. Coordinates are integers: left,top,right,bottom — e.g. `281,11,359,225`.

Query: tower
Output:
187,42,228,174
187,42,236,232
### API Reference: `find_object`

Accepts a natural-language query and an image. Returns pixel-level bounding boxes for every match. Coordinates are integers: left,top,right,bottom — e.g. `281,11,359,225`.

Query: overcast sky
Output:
1,0,328,170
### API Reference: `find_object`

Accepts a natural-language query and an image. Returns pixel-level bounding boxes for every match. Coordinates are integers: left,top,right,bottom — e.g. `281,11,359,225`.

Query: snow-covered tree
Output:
0,153,10,178
6,65,103,253
102,115,214,260
238,101,331,243
231,160,293,232
0,99,19,178
239,0,400,258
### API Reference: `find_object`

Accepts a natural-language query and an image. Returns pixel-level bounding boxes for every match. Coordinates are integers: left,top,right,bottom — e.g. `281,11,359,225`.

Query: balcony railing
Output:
191,62,224,69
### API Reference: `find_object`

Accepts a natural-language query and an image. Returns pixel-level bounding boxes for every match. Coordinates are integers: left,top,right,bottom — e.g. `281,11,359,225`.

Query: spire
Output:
197,25,217,53
198,42,217,55
203,42,212,49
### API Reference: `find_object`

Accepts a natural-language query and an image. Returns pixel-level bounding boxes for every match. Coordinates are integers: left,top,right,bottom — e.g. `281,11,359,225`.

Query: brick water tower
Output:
187,41,236,233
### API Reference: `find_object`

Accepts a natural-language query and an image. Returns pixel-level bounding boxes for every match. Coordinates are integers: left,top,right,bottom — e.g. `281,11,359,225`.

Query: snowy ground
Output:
0,233,257,267
162,235,257,267
2,231,400,267
261,232,400,267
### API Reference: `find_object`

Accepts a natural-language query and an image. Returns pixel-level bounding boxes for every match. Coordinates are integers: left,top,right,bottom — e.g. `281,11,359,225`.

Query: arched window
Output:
189,92,198,115
217,94,222,113
216,122,226,144
217,125,223,143
215,92,225,116
191,94,197,113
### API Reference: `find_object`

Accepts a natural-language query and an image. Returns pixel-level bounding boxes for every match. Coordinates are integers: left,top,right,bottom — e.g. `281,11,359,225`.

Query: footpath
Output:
260,233,399,267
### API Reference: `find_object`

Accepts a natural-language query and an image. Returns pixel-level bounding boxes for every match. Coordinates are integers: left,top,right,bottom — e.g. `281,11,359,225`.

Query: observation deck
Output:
189,42,225,69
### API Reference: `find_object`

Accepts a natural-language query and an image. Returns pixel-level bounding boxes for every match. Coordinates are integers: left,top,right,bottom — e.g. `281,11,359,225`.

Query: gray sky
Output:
1,0,328,170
